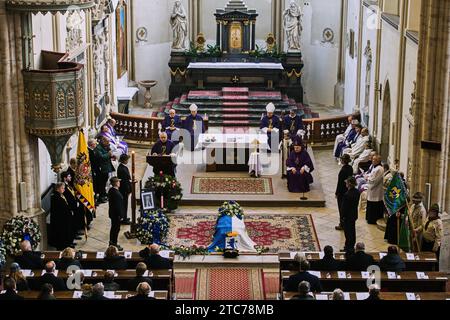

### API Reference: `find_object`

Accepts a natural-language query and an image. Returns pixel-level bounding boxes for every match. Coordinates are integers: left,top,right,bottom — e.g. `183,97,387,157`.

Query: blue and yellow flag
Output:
384,172,407,216
74,130,95,213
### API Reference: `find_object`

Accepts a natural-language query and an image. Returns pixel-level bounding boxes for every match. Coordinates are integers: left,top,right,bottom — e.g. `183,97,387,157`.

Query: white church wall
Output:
298,0,341,106
359,5,379,132
343,0,361,114
377,20,401,163
399,38,418,174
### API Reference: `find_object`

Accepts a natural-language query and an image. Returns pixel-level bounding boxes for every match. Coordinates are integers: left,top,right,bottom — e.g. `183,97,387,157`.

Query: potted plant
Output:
205,44,222,62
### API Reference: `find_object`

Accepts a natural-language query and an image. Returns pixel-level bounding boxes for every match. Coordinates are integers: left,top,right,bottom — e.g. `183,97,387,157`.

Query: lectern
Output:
146,155,176,177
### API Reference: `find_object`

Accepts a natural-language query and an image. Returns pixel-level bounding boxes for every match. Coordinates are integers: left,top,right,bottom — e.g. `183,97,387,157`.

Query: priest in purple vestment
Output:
150,132,176,176
286,140,314,193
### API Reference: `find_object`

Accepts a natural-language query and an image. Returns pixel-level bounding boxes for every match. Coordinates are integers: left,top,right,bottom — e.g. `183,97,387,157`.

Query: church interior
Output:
0,0,449,303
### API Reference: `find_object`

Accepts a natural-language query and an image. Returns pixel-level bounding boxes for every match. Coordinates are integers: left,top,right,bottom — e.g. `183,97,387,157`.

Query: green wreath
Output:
145,173,183,211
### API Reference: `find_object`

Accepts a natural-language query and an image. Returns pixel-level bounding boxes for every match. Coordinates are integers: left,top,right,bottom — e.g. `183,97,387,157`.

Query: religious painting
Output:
229,22,243,52
116,0,127,78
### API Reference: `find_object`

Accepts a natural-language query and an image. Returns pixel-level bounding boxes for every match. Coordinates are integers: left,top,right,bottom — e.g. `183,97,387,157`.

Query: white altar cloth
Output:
187,62,284,70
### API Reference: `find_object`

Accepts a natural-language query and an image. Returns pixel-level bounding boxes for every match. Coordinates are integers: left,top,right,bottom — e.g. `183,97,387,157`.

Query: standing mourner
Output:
117,154,132,225
335,154,354,230
414,204,443,259
108,177,124,251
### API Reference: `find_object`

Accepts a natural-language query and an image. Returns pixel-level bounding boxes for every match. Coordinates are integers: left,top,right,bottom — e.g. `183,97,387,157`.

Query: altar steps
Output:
161,87,318,127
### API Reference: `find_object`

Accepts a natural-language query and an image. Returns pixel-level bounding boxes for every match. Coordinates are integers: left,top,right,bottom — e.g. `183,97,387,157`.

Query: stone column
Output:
410,0,450,209
0,2,43,230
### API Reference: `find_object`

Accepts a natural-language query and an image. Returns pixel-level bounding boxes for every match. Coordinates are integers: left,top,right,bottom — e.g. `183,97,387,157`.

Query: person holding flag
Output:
383,171,414,252
414,204,443,259
73,130,96,237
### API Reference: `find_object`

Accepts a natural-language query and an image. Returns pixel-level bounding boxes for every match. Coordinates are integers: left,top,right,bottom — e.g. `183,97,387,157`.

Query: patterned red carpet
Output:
191,177,273,195
167,214,320,252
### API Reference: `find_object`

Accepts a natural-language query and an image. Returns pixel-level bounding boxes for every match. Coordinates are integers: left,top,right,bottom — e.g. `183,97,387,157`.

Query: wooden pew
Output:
281,270,448,292
40,251,175,270
20,290,168,300
279,252,439,271
282,291,450,301
24,269,172,293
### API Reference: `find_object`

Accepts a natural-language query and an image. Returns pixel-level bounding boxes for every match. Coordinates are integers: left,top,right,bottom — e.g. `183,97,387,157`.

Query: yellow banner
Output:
74,130,95,212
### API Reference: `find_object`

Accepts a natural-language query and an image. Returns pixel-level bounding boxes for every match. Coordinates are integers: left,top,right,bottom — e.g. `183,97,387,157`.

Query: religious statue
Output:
363,40,373,126
283,1,302,52
170,1,188,50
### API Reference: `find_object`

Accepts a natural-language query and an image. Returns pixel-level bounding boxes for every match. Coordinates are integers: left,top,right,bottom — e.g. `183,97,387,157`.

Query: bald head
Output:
149,244,160,255
20,240,32,252
136,282,151,295
159,132,168,143
169,109,176,117
45,261,56,273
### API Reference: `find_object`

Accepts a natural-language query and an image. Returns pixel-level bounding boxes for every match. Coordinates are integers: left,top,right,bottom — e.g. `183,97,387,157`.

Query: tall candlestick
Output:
131,151,136,179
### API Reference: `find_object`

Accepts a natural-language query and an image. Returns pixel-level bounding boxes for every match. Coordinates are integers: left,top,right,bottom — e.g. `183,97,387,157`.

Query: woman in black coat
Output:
49,183,74,250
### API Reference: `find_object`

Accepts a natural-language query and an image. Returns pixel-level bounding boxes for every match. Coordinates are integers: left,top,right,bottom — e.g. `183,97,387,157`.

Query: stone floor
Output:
75,146,388,254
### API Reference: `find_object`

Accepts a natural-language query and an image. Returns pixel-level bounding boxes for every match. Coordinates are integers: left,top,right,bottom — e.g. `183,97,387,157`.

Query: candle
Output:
131,151,136,180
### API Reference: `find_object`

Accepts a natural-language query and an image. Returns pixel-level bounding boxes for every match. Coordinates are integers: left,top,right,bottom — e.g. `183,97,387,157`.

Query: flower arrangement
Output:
145,172,183,211
0,216,41,256
136,209,170,245
0,238,6,269
218,201,244,219
170,245,209,260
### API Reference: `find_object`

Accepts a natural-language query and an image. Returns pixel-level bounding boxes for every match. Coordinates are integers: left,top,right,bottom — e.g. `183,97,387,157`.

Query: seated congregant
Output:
352,142,373,174
334,120,359,158
333,115,353,156
9,263,29,291
286,140,314,193
126,262,153,291
89,283,109,300
161,108,182,140
283,109,304,140
290,281,315,300
38,261,66,291
284,254,322,293
139,244,172,270
103,270,121,291
343,127,370,160
0,278,24,301
56,247,82,271
103,245,128,270
260,102,281,151
379,246,406,272
98,118,128,157
38,284,56,300
345,242,376,271
183,104,205,151
150,132,176,176
310,246,343,271
14,240,43,270
365,284,382,301
127,282,156,300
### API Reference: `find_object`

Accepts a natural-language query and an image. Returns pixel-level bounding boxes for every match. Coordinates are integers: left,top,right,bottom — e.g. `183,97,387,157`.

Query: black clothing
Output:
346,251,376,271
290,294,316,300
14,278,29,291
56,258,82,271
108,188,123,245
38,293,56,300
103,256,128,270
311,256,343,271
336,164,354,226
126,276,153,291
103,281,121,291
342,187,360,252
384,213,398,244
38,273,67,291
283,271,323,293
89,295,110,300
117,163,132,221
127,294,156,300
0,290,24,300
379,254,406,272
139,248,172,270
14,251,43,270
49,193,74,250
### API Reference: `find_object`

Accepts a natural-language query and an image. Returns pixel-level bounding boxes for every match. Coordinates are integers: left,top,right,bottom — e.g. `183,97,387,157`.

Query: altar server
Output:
260,102,281,152
183,104,205,151
286,140,314,193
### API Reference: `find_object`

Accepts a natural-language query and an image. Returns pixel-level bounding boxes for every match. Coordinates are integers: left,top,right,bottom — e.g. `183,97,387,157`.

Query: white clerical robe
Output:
366,165,384,202
343,135,370,159
352,148,373,174
333,124,352,155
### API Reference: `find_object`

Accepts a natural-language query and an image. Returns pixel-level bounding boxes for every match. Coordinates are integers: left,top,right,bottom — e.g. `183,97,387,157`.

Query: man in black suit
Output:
342,177,360,253
335,154,354,230
38,261,66,291
88,139,100,204
89,283,109,300
139,244,172,270
61,171,83,241
126,262,153,291
310,245,343,271
283,256,322,293
14,240,43,270
0,277,24,300
127,282,156,300
49,182,75,250
345,242,376,271
117,154,132,225
108,177,123,251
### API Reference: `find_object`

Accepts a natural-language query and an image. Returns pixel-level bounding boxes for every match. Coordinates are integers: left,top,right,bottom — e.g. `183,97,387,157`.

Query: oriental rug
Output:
191,177,273,195
167,214,320,252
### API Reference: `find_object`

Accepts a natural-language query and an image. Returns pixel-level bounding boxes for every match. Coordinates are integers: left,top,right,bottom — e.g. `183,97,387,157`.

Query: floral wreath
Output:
1,216,41,256
136,209,170,245
145,172,183,211
0,238,6,269
218,201,244,219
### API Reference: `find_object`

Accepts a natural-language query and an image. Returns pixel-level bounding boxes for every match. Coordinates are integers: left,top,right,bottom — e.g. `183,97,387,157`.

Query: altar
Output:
196,133,269,172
